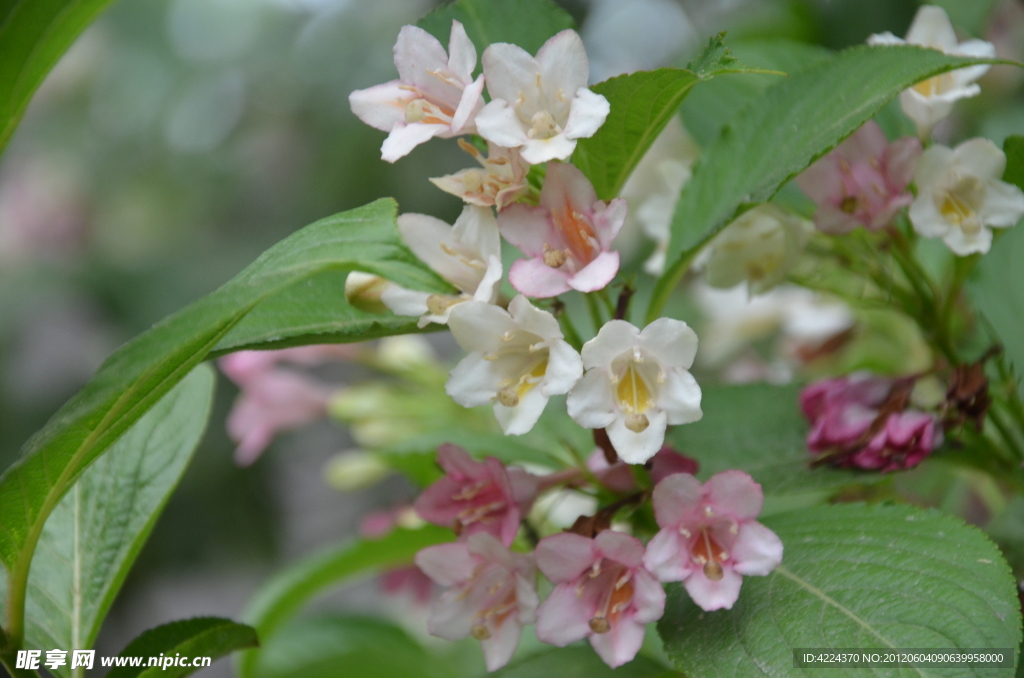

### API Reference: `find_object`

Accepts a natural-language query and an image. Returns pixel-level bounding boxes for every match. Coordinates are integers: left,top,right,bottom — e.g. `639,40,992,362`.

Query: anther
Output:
498,387,520,407
625,413,649,433
471,624,492,640
589,617,611,634
427,294,453,316
543,248,567,268
703,560,724,581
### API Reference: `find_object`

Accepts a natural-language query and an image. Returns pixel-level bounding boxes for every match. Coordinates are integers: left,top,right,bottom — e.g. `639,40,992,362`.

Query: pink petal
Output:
588,617,646,669
509,257,572,297
649,448,700,485
643,528,692,583
452,74,485,133
838,120,887,165
630,568,667,623
497,203,554,256
415,543,476,586
541,162,598,215
348,81,413,133
446,20,477,83
652,473,702,529
594,531,645,568
428,586,480,641
437,444,484,479
683,566,743,611
704,470,764,520
481,616,522,671
567,250,619,292
381,122,447,163
886,136,923,188
535,582,594,646
535,532,599,582
731,521,784,576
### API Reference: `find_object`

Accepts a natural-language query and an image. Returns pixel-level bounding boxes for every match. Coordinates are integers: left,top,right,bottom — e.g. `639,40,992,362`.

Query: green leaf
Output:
0,366,214,677
417,0,575,57
1002,135,1024,192
492,647,668,678
0,198,448,648
967,223,1024,390
659,503,1022,678
106,617,258,678
251,615,465,678
239,526,453,678
665,384,878,500
0,0,118,156
652,45,1014,321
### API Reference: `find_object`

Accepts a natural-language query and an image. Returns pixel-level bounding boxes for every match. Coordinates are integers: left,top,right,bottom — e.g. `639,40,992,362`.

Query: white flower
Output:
619,117,699,275
447,296,583,435
475,30,610,164
430,140,530,210
703,204,812,295
380,205,502,326
909,138,1024,255
868,6,995,137
567,319,702,464
349,21,485,162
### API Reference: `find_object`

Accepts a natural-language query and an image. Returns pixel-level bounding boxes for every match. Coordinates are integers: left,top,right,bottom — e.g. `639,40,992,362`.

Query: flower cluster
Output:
412,446,782,670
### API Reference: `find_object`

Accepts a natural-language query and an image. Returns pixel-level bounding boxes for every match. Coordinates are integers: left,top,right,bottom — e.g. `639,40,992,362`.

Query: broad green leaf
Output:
251,615,467,678
492,647,669,678
1002,135,1024,192
0,0,118,155
106,617,258,678
652,45,1014,321
967,230,1024,392
665,384,878,499
239,526,453,678
659,503,1022,678
417,0,575,57
0,198,448,647
0,366,214,678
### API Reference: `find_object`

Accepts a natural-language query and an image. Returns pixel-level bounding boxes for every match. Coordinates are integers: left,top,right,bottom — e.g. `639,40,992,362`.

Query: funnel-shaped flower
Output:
381,205,502,327
447,296,583,434
568,319,702,464
797,121,921,234
476,30,610,164
499,163,626,297
349,20,485,161
431,140,530,210
535,531,664,668
416,533,538,671
644,471,783,611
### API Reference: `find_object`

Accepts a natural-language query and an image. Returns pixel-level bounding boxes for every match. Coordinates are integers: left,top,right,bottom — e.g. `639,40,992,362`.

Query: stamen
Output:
427,294,454,316
498,387,520,407
543,248,567,268
457,138,482,159
471,624,492,640
625,413,649,433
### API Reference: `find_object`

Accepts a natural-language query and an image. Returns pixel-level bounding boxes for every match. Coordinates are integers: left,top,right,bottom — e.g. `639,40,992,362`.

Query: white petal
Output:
943,222,993,255
349,81,414,132
381,122,447,162
905,5,958,51
731,521,784,576
658,369,703,426
475,99,530,149
447,352,502,407
449,301,516,352
480,618,522,672
520,134,578,164
452,74,485,133
451,205,502,264
398,212,463,279
563,88,610,141
541,340,584,396
482,42,538,109
981,180,1024,227
607,409,667,464
472,255,504,303
914,144,955,192
639,317,698,368
953,137,1006,182
494,385,549,435
580,320,639,369
536,30,590,115
447,20,477,83
909,192,951,238
566,369,617,429
508,294,563,339
899,89,954,135
866,32,904,46
394,25,450,84
380,284,430,318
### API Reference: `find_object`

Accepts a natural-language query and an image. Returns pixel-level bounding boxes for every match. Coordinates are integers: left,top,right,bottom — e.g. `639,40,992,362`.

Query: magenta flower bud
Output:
849,410,942,472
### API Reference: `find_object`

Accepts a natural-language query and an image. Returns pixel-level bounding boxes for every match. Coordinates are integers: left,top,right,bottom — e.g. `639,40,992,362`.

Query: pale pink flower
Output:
643,471,783,611
535,531,665,668
416,533,539,672
499,163,626,297
476,30,609,164
797,121,921,234
349,20,485,162
414,444,539,546
431,140,530,210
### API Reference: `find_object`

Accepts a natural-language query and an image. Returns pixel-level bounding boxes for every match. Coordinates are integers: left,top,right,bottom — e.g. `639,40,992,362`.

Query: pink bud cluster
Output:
409,445,782,670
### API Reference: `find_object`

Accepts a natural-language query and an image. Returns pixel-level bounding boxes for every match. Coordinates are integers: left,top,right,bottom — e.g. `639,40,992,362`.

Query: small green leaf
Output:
0,0,118,156
1002,135,1024,192
685,32,740,79
239,526,453,678
493,647,669,678
0,366,214,678
417,0,575,56
665,384,878,498
659,503,1022,678
106,617,258,678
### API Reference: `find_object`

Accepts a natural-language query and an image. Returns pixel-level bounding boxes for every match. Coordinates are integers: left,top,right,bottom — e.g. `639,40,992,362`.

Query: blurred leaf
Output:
928,0,1001,35
0,367,213,677
967,223,1024,392
492,647,669,678
0,199,448,647
0,0,118,155
665,384,879,497
654,45,1014,317
1002,135,1024,192
106,617,257,678
252,615,467,678
659,503,1022,677
988,496,1024,578
417,0,575,57
239,526,453,678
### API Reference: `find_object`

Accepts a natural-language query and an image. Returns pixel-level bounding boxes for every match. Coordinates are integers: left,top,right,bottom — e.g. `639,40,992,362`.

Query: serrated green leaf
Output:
665,385,879,499
0,0,118,156
0,366,213,678
239,526,453,678
659,503,1022,678
1002,135,1024,192
685,32,739,79
106,617,257,678
652,45,1014,321
0,198,448,650
417,0,575,57
493,647,668,678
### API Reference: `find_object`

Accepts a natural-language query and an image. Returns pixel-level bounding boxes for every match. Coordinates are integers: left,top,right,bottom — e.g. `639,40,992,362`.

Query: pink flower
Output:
643,471,783,611
380,566,434,606
348,21,485,162
797,121,921,234
800,373,942,471
416,533,538,672
498,163,626,297
414,444,539,546
535,531,665,668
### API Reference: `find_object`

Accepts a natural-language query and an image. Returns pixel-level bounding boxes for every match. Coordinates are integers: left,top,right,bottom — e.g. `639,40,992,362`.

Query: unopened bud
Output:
703,560,724,581
588,617,611,634
497,387,520,407
625,413,649,433
543,248,567,268
345,271,388,313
